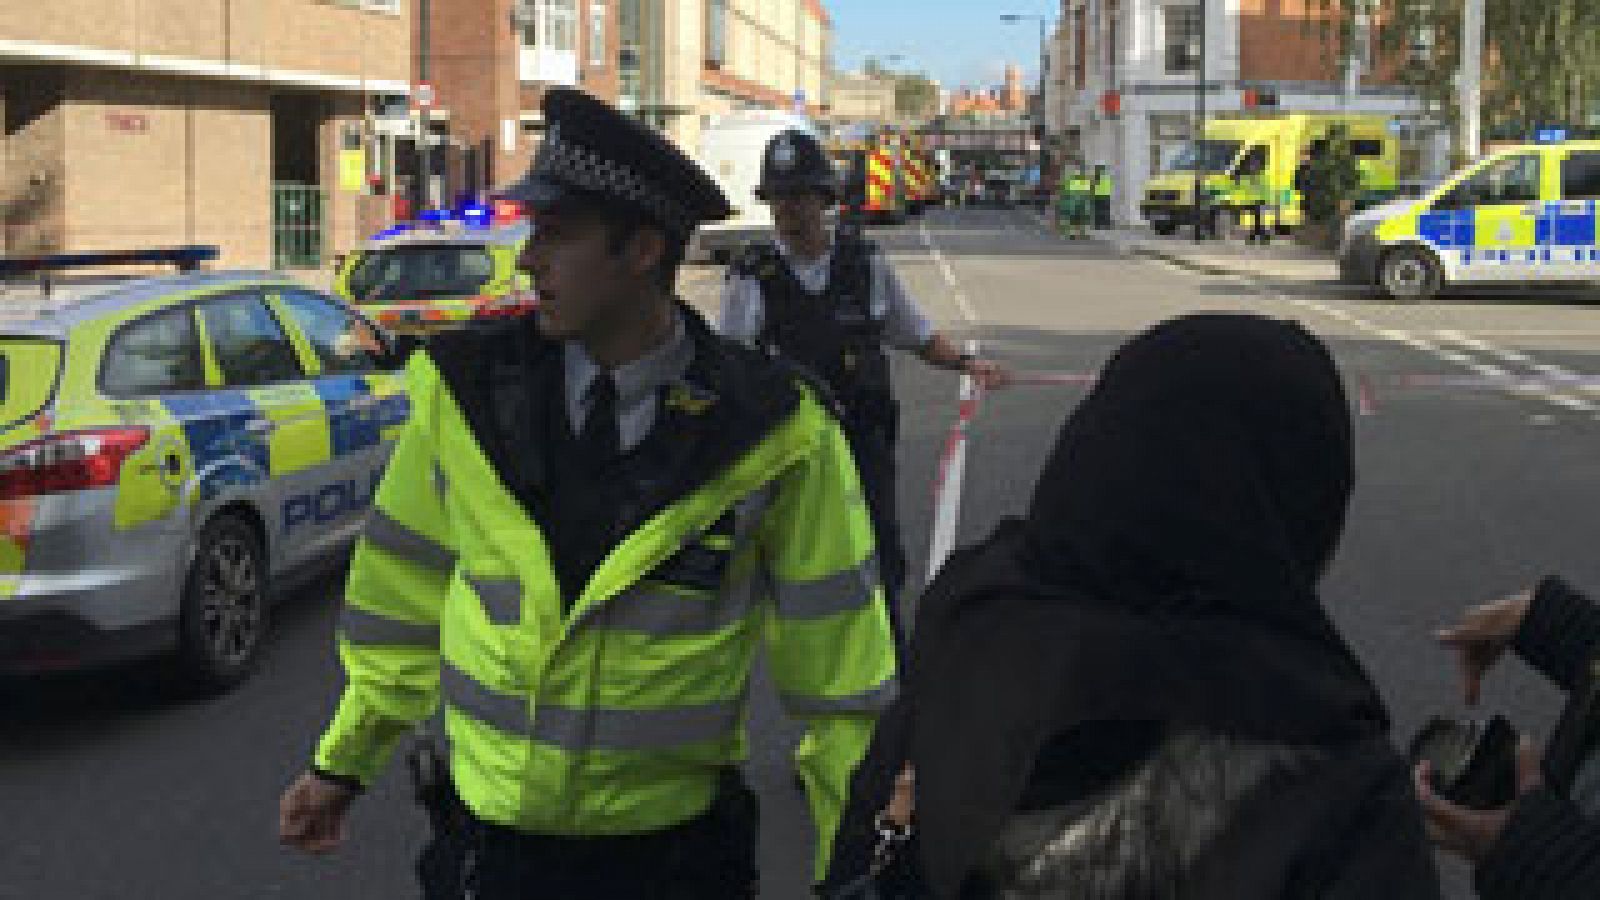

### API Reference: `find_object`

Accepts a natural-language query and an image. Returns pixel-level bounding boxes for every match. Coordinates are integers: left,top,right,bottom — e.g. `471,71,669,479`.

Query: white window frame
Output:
520,0,577,54
589,3,607,68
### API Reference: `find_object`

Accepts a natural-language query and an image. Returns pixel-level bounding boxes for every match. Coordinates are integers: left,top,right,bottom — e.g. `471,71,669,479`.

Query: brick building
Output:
0,0,410,268
409,0,831,206
406,0,619,215
1054,0,1443,224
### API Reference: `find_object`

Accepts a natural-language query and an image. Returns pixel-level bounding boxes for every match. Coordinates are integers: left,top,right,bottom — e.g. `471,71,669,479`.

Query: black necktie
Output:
578,372,620,466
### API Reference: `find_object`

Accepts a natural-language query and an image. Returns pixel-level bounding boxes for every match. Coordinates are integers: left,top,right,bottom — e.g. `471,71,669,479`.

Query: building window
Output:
589,3,607,68
520,0,577,54
1163,5,1201,74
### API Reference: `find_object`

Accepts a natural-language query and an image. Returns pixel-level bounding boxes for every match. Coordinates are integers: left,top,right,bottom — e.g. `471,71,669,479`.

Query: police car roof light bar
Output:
0,245,221,298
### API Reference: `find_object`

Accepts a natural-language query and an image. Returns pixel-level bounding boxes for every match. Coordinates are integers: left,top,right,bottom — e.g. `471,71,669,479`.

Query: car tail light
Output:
0,428,150,499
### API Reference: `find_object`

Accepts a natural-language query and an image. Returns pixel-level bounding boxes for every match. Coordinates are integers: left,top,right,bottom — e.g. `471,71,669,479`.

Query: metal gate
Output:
272,183,324,269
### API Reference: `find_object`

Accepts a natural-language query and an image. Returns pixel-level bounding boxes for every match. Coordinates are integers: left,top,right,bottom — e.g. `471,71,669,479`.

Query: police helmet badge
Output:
773,135,797,171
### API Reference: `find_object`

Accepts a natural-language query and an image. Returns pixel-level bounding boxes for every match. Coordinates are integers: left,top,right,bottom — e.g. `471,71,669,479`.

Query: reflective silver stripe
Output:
601,584,751,636
781,679,898,716
531,698,742,752
467,575,522,626
441,664,530,735
431,460,447,501
363,509,454,572
338,606,439,647
772,558,879,621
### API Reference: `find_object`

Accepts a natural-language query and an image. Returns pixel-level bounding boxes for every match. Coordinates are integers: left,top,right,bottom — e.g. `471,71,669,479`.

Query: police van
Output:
1341,134,1600,302
0,247,411,688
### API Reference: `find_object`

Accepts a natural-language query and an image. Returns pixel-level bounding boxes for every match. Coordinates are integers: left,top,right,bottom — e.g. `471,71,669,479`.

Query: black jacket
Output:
1474,576,1600,900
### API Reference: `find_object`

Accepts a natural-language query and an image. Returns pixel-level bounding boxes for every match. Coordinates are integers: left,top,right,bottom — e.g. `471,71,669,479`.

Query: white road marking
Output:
1153,264,1600,419
915,220,979,577
919,218,978,324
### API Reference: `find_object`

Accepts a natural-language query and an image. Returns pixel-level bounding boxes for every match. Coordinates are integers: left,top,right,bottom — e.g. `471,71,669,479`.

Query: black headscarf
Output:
827,314,1400,898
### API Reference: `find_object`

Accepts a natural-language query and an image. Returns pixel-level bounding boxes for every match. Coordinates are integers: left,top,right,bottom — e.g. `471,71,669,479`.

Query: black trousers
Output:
1093,195,1112,230
1247,203,1272,243
417,770,759,900
844,416,906,652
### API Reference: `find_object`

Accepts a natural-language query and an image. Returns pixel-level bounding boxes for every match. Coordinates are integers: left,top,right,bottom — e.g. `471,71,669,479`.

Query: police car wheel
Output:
1379,248,1441,303
176,514,269,691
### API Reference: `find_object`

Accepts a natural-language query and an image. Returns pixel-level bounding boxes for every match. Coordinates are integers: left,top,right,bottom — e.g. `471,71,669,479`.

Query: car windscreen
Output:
0,337,63,432
1168,140,1242,172
346,244,497,303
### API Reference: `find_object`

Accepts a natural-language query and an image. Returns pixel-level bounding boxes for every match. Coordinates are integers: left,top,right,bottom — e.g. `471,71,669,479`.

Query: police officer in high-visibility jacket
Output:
718,129,1011,647
278,88,898,899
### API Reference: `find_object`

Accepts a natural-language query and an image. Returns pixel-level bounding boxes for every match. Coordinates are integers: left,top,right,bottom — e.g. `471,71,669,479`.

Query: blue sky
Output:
829,0,1060,92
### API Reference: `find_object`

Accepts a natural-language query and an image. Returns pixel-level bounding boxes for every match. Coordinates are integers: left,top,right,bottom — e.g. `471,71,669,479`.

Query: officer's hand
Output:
1438,588,1533,706
279,770,359,854
964,358,1012,391
1413,736,1540,864
884,765,915,828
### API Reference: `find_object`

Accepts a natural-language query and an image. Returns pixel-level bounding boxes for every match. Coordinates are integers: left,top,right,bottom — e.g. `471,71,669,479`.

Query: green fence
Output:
272,183,324,269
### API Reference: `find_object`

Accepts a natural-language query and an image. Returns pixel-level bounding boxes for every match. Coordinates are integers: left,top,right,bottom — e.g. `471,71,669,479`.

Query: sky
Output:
828,0,1059,93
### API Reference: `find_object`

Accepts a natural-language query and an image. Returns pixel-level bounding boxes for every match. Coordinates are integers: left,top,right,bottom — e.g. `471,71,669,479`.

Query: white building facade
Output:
1057,0,1442,226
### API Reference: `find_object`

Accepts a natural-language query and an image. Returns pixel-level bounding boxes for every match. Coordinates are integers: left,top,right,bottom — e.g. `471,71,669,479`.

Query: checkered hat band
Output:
538,136,692,233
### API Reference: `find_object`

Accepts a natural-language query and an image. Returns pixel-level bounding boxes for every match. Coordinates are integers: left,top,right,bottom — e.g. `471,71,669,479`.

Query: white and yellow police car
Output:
0,247,410,689
1341,133,1600,302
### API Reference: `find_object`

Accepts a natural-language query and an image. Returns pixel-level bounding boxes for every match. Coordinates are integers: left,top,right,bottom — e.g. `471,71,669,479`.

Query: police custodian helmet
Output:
499,88,732,236
756,129,838,201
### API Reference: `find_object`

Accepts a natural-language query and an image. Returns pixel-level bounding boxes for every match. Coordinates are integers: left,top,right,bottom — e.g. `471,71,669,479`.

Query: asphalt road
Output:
6,206,1600,898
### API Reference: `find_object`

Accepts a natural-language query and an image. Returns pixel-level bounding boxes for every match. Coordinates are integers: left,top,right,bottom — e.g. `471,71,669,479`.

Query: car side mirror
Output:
386,333,423,369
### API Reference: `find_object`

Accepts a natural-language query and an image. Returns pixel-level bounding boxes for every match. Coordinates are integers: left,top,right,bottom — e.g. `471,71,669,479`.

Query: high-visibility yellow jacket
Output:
313,312,897,878
1093,175,1114,197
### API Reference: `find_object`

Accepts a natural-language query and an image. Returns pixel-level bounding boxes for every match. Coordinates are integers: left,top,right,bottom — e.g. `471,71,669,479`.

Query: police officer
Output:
278,90,898,899
718,129,1011,644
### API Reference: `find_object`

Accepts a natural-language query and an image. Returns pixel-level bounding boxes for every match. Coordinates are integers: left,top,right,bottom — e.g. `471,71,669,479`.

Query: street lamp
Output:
1190,0,1207,242
1000,13,1050,196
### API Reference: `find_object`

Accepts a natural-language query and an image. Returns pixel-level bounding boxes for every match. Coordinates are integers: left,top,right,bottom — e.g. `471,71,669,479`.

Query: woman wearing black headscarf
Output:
822,314,1440,899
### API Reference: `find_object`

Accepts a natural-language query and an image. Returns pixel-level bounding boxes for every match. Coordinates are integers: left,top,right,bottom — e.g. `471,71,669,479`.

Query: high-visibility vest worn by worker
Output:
312,310,898,877
1093,174,1113,197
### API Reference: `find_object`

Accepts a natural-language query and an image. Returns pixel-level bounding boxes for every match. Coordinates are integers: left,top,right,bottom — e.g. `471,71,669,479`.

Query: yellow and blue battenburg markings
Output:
159,377,409,504
161,391,273,500
1417,201,1599,270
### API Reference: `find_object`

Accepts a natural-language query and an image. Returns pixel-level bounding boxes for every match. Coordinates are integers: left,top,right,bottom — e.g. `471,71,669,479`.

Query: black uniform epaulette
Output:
769,355,844,421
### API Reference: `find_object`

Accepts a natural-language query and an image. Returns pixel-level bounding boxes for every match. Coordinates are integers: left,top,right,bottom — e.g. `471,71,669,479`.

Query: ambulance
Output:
1141,113,1400,235
1340,133,1600,302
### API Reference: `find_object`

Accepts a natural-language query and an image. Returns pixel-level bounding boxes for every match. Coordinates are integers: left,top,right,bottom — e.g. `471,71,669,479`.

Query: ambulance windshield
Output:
1169,140,1242,172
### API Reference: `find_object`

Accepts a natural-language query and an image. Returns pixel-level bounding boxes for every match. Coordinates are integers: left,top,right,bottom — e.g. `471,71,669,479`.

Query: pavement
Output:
11,206,1600,898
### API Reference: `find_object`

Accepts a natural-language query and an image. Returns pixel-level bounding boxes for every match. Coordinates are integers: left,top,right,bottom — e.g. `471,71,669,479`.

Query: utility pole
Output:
1193,0,1207,242
417,0,434,212
1458,0,1484,162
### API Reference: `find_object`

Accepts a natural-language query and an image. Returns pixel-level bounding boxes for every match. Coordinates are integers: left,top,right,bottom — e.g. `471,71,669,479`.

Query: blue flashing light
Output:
1536,128,1569,144
459,204,493,228
369,225,412,241
418,208,450,224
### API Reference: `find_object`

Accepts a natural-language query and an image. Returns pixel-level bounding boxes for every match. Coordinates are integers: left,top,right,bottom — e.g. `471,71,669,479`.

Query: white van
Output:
693,109,824,262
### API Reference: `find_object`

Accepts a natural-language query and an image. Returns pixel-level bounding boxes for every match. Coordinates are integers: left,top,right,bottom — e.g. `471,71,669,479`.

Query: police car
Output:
333,206,535,335
1341,132,1600,302
0,247,410,688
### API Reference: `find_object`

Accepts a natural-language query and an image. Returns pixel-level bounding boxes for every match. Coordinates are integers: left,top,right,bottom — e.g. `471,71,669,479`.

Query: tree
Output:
894,74,940,121
1312,1,1600,140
